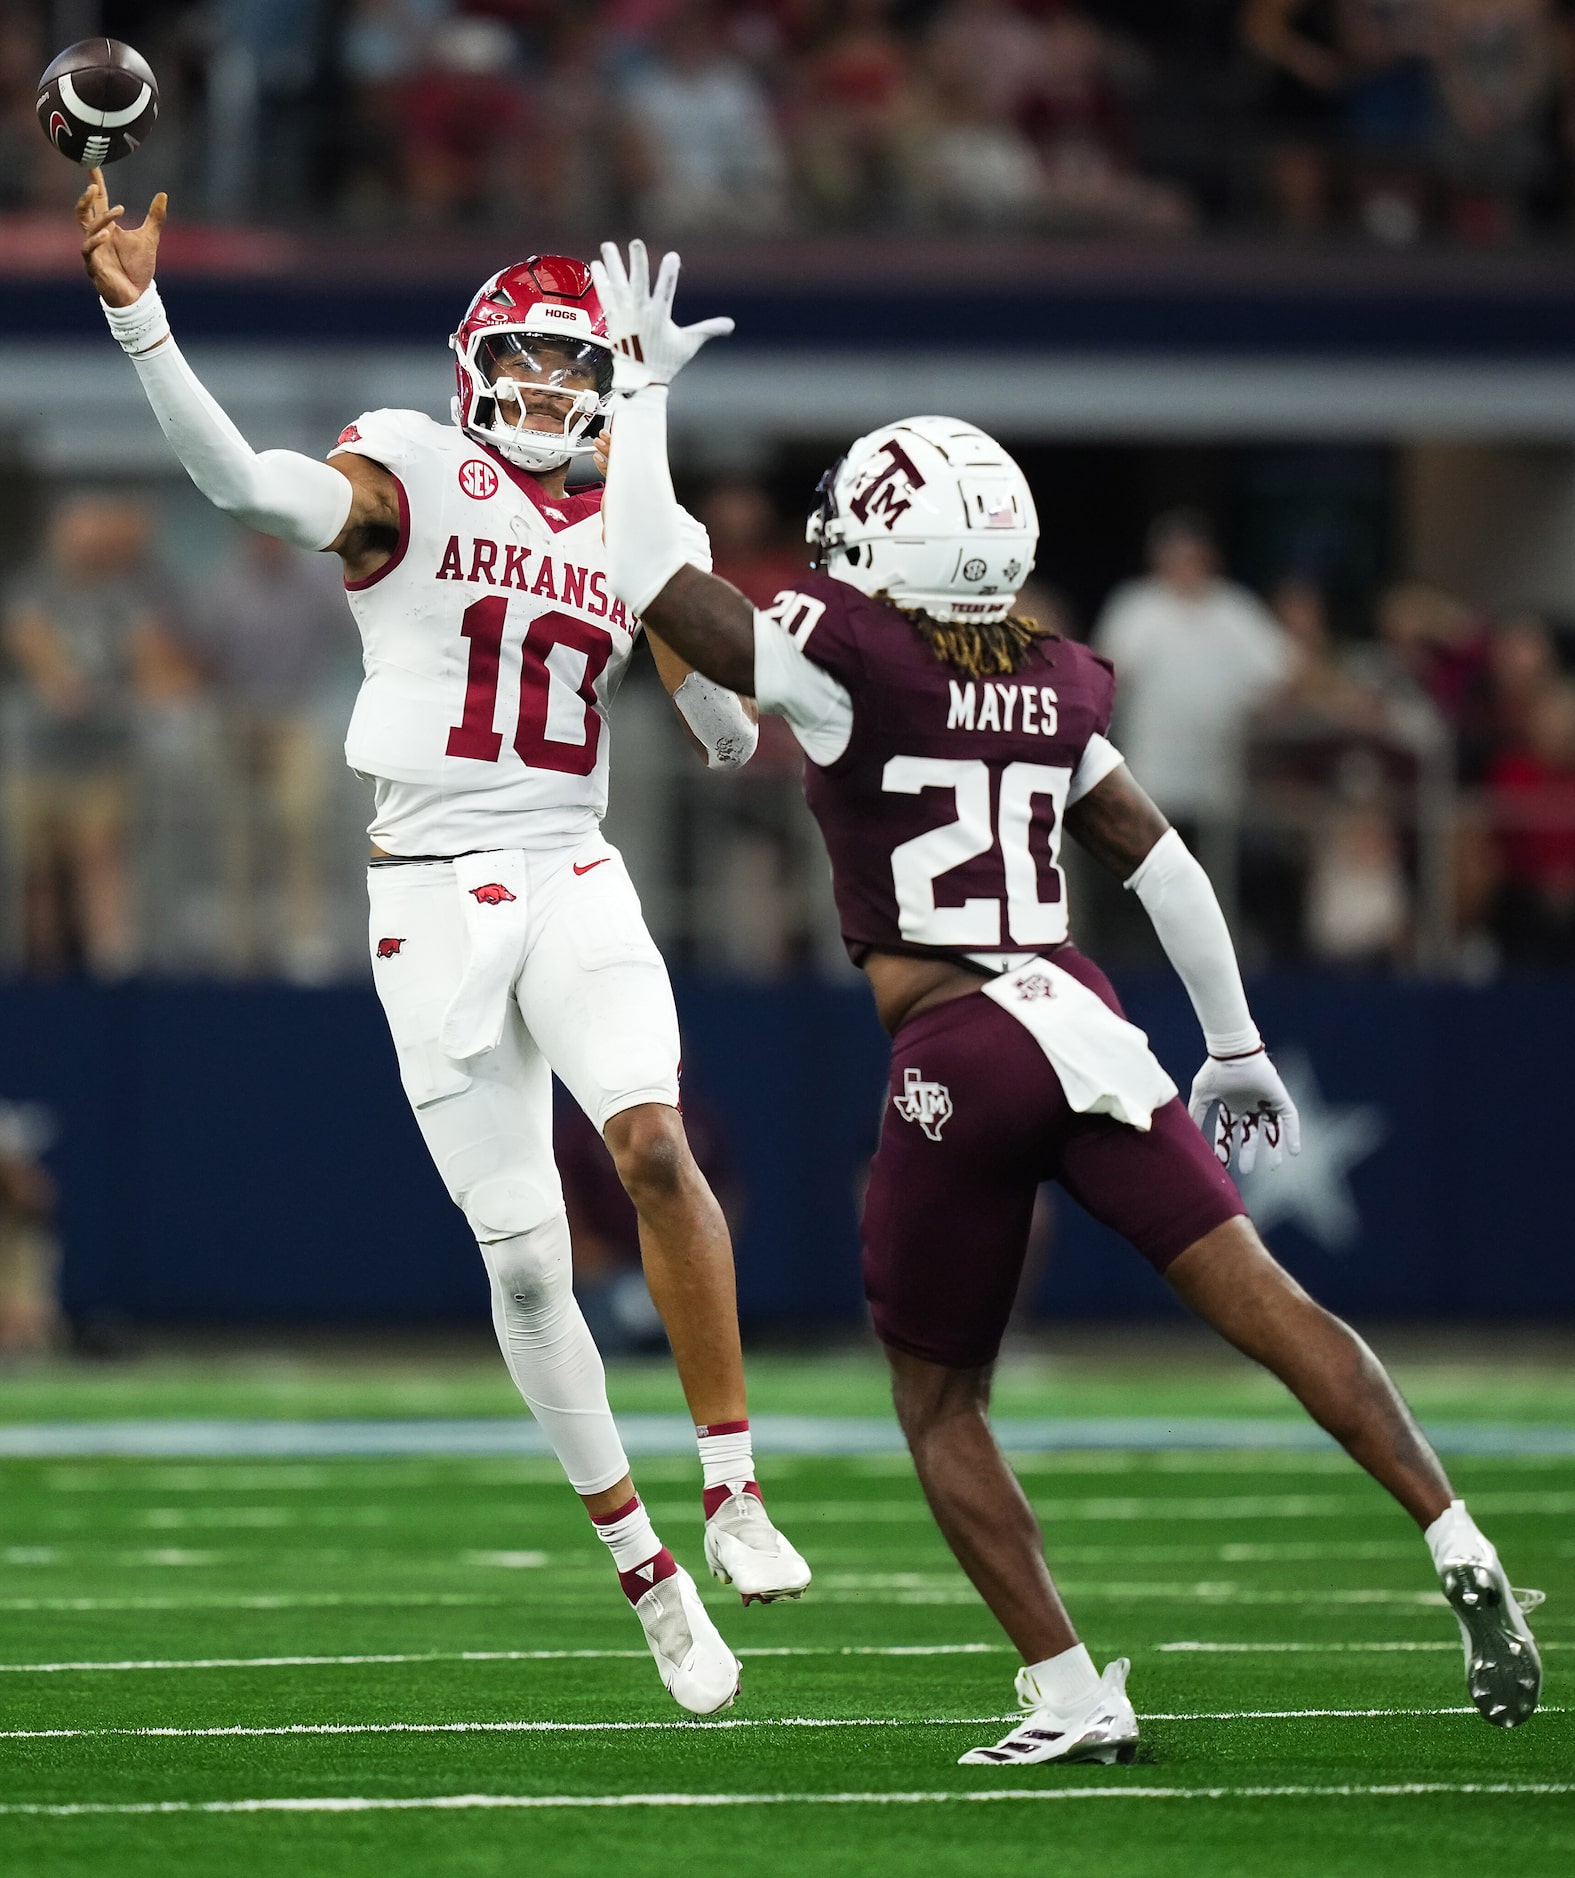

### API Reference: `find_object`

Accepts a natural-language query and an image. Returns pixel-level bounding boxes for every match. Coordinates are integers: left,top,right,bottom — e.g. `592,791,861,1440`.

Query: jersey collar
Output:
481,443,604,533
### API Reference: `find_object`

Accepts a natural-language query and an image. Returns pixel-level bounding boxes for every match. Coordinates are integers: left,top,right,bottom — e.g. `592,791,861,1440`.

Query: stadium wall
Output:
1,975,1568,1329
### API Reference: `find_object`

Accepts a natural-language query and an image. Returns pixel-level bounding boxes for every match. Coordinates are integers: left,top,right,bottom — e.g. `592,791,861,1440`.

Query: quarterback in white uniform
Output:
76,175,809,1715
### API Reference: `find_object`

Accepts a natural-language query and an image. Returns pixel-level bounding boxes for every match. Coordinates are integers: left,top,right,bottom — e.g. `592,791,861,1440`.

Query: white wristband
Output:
673,671,758,769
102,283,171,356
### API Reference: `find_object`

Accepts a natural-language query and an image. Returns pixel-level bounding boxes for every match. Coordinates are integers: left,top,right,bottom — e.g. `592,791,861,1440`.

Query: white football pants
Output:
367,834,682,1496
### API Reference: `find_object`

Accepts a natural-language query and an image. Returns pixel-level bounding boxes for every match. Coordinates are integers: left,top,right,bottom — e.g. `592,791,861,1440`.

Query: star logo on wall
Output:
1237,1050,1386,1254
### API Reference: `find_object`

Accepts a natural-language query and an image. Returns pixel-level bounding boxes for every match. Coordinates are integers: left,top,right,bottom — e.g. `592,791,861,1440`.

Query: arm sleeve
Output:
130,341,353,550
1124,827,1262,1058
1067,731,1125,806
602,385,694,614
753,618,854,766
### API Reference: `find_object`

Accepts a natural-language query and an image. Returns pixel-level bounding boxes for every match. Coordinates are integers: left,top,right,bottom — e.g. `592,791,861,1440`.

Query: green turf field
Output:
0,1349,1569,1875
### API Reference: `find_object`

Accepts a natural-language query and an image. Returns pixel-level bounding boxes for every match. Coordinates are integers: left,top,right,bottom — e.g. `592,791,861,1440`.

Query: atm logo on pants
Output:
893,1067,953,1142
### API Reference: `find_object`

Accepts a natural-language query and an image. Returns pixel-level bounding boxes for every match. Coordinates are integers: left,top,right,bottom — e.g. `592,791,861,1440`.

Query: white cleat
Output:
631,1564,741,1715
1438,1554,1543,1729
704,1491,813,1605
959,1658,1139,1767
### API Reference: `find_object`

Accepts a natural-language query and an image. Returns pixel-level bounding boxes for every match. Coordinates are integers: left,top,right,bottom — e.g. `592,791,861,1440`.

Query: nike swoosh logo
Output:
573,858,610,875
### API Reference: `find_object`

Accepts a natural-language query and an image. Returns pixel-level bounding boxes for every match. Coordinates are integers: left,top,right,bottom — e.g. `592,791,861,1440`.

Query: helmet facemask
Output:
455,331,613,472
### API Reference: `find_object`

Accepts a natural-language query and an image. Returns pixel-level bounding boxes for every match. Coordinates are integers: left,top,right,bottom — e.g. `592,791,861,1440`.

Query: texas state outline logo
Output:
892,1066,953,1142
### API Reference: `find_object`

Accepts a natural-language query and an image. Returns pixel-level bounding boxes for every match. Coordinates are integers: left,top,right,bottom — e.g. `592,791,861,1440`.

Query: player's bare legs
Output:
887,1347,1079,1662
1165,1217,1452,1526
602,1102,746,1425
603,1101,810,1603
1170,1218,1539,1727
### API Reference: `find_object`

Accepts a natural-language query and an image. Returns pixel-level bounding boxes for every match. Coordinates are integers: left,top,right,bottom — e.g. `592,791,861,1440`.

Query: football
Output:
35,37,158,168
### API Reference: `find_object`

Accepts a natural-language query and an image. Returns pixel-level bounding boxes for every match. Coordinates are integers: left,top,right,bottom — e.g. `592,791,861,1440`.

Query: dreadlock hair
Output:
888,599,1057,682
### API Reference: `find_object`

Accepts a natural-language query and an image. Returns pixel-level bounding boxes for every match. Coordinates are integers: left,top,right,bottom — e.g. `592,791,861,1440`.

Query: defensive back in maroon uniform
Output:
769,573,1115,966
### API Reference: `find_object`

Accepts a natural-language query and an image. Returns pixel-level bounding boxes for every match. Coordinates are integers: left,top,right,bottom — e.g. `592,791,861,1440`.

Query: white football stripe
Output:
0,1705,1563,1742
58,73,151,128
1160,1640,1573,1654
0,1643,1007,1675
1,1783,1570,1816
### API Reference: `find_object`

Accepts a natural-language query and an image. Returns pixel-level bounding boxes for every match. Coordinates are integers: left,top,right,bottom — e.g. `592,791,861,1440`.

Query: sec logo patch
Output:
459,459,500,501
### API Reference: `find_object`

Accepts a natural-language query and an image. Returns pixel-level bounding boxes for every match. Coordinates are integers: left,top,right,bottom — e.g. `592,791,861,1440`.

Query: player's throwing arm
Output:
76,171,399,574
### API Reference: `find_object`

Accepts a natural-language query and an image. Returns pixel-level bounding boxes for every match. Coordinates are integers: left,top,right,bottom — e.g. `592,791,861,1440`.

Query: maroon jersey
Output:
769,573,1117,966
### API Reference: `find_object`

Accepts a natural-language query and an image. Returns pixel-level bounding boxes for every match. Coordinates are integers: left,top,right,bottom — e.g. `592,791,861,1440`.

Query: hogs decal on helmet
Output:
807,417,1038,625
450,256,614,474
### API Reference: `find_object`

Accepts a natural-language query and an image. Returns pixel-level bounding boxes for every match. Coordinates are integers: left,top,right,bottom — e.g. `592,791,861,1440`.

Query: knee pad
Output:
479,1212,571,1316
463,1173,558,1246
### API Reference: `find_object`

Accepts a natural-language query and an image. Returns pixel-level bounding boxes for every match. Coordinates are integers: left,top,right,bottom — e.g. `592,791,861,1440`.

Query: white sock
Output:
1021,1642,1101,1711
1425,1498,1497,1575
696,1420,754,1495
590,1494,661,1572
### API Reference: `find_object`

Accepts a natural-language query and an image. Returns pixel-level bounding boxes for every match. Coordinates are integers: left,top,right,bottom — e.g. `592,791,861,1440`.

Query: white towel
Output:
980,957,1177,1131
439,850,532,1061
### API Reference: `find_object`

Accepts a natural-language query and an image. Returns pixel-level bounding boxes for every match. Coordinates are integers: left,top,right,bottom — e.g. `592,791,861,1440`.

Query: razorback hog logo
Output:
337,422,362,446
848,439,926,532
376,937,405,959
470,882,517,906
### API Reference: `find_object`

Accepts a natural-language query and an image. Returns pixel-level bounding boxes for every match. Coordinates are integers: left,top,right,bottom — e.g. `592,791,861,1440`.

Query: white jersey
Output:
332,409,709,856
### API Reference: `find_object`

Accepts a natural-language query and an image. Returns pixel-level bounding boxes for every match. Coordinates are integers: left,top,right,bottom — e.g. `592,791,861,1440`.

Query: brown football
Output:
36,38,158,168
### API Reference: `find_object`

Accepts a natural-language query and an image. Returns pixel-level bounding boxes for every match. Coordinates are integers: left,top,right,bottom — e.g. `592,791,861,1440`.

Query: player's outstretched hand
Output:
1188,1050,1301,1176
591,239,734,394
76,167,166,307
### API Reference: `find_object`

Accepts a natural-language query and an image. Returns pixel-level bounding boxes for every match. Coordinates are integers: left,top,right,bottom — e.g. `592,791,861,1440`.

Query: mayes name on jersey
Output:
334,409,708,860
758,572,1121,967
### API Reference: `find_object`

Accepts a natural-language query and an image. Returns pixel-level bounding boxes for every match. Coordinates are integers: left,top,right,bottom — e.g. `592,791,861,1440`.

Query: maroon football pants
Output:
861,953,1246,1370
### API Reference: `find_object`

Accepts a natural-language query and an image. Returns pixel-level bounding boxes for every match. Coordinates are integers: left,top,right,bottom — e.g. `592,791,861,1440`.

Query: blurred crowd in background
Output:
6,1,1575,243
4,470,1575,986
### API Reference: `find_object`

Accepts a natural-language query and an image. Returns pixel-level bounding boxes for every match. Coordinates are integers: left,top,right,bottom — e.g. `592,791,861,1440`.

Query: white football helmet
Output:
806,416,1038,624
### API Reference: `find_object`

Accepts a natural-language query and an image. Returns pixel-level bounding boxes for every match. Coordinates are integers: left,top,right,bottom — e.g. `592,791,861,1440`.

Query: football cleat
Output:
631,1563,741,1716
1439,1557,1543,1728
703,1490,813,1605
959,1657,1139,1767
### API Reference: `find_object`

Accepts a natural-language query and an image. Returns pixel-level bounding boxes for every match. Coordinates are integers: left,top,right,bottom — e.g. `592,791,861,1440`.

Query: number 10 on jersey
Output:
446,596,613,775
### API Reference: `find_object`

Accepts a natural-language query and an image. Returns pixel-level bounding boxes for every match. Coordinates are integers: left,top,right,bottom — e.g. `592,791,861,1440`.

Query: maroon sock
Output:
617,1545,679,1606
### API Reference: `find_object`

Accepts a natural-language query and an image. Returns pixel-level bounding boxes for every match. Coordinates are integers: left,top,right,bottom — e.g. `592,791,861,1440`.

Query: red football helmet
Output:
450,256,613,473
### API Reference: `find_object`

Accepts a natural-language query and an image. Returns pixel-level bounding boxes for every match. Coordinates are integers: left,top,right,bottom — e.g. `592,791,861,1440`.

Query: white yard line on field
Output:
0,1594,507,1613
1,1783,1571,1817
0,1705,1565,1743
1160,1640,1573,1654
0,1644,1010,1675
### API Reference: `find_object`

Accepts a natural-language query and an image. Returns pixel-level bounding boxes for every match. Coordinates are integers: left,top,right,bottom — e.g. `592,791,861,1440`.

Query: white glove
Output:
1188,1050,1301,1175
591,239,735,393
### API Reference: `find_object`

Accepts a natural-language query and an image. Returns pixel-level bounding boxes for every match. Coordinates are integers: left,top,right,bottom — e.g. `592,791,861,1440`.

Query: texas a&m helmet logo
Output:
459,459,501,501
470,882,517,906
892,1066,953,1142
376,937,405,959
848,438,926,532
